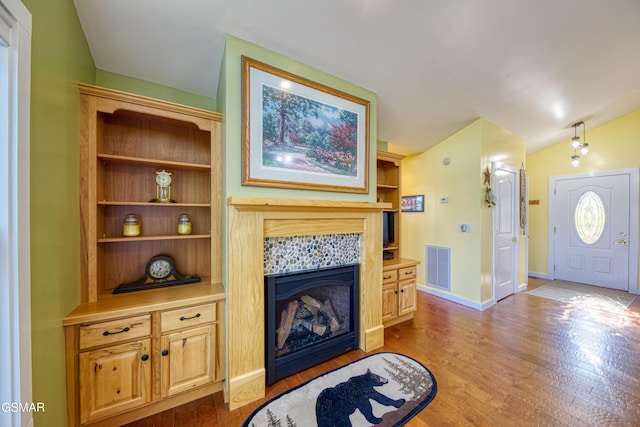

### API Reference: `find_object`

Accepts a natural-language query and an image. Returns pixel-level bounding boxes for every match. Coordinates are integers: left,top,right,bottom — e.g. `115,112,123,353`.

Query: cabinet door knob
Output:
141,354,149,361
102,327,130,336
162,350,169,356
179,313,201,321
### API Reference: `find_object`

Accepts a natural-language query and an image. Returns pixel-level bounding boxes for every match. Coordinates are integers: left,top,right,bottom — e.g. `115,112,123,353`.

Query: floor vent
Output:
426,245,451,291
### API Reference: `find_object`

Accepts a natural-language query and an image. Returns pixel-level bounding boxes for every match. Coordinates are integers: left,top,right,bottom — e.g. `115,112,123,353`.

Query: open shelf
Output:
377,150,405,262
98,201,210,207
98,234,211,243
97,153,211,171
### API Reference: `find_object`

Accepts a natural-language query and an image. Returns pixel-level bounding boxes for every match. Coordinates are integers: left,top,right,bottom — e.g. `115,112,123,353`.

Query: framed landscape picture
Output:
402,195,424,212
242,56,370,193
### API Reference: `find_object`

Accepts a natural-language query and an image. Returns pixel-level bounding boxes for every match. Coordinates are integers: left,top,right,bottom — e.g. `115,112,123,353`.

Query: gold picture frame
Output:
242,56,370,193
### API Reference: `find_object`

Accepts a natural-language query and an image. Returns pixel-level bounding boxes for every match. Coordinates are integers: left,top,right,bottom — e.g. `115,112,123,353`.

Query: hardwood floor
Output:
124,278,640,426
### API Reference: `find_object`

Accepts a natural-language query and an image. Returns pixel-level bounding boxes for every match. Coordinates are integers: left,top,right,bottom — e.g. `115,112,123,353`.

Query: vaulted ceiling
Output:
73,0,640,154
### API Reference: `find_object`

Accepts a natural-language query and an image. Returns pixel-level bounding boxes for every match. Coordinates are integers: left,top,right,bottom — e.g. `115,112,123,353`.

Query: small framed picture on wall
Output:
401,195,424,212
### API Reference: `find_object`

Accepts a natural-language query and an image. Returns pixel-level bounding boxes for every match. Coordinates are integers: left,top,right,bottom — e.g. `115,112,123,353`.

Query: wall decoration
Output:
484,166,496,207
402,195,424,212
241,56,370,193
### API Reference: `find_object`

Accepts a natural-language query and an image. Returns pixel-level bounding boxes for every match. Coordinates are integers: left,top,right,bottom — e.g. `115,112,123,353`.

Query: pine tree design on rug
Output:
263,409,297,427
383,355,434,400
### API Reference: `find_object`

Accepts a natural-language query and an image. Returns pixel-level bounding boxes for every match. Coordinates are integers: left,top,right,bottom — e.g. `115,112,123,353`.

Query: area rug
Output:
527,280,638,314
243,352,437,427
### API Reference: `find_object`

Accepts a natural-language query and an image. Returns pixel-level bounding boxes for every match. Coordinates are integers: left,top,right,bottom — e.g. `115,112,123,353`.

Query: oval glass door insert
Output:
574,190,606,244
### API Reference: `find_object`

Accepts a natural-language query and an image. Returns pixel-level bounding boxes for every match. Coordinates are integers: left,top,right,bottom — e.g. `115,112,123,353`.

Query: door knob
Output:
615,240,628,245
511,237,517,242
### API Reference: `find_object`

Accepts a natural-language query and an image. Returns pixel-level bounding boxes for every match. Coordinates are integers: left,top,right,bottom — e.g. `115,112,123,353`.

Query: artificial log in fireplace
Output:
265,265,359,384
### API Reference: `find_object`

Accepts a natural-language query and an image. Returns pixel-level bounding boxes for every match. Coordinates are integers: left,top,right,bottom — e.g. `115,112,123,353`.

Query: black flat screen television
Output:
382,211,395,247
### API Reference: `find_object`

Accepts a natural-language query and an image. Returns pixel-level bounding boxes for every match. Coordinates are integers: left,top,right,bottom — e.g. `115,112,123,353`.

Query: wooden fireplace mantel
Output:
227,196,389,212
226,197,389,410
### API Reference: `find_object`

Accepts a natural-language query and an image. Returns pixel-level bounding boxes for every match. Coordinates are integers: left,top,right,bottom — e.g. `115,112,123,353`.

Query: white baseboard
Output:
417,284,494,311
418,283,531,310
528,271,554,280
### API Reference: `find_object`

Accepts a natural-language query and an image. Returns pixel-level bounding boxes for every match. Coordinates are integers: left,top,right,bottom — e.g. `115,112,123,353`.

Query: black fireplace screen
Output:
265,264,359,384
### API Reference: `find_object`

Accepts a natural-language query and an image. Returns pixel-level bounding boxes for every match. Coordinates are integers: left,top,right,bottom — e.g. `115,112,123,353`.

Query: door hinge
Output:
554,265,556,272
554,226,556,233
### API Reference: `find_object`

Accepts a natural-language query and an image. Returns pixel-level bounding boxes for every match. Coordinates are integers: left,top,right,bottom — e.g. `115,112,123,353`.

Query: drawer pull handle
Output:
404,271,413,275
162,350,169,356
102,327,130,336
179,313,201,321
141,354,149,361
384,275,392,280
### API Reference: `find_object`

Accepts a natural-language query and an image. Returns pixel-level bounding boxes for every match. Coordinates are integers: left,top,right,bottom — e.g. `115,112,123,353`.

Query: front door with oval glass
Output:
554,174,630,290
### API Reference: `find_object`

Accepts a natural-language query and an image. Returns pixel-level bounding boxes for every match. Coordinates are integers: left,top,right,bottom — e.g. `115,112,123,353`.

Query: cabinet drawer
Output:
79,315,150,350
382,269,398,284
399,266,417,280
161,303,216,332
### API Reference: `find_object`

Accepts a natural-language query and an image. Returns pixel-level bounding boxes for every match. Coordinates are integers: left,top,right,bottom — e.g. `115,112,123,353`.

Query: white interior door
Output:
554,174,630,290
494,165,517,301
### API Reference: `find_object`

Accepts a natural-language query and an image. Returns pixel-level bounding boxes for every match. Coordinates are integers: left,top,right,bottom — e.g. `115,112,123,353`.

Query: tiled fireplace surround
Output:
227,197,388,409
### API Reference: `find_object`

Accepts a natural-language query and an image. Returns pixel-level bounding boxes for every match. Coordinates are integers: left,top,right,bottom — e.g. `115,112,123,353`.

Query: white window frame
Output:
0,1,31,426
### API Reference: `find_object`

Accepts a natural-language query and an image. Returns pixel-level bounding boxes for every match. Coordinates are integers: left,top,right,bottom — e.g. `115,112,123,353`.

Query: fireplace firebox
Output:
265,264,359,384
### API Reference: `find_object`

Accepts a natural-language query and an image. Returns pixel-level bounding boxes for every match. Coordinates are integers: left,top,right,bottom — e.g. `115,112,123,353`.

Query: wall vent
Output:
426,245,451,291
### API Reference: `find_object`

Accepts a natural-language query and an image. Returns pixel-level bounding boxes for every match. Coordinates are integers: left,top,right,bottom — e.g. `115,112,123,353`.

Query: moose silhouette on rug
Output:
316,369,406,426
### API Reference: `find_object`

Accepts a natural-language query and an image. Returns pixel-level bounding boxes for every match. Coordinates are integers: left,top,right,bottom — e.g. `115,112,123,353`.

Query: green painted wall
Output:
96,69,218,111
22,0,94,425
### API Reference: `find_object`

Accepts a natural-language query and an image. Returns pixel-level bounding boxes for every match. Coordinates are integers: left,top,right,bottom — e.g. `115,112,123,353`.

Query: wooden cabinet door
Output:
79,339,151,424
381,283,398,323
398,279,417,316
161,325,215,397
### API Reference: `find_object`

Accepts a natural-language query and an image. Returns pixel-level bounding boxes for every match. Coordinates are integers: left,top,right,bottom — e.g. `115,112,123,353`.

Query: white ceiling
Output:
73,0,640,154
